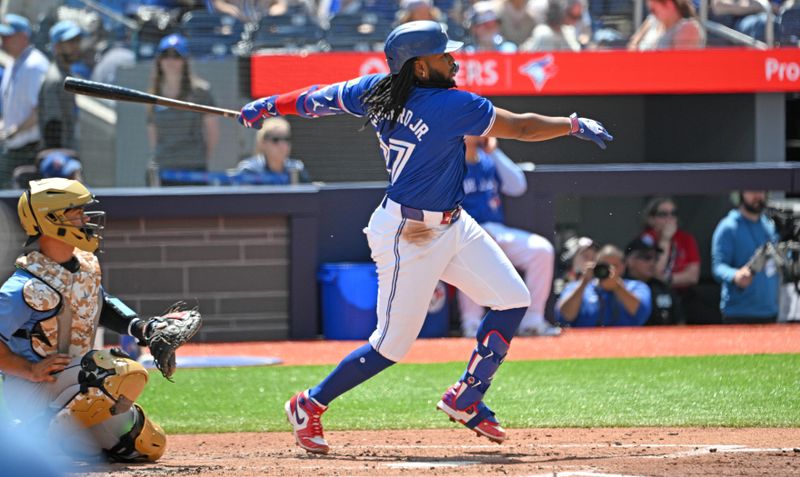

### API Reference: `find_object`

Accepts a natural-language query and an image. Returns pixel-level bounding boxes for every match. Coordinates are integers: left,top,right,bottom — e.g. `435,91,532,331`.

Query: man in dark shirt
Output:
624,236,677,325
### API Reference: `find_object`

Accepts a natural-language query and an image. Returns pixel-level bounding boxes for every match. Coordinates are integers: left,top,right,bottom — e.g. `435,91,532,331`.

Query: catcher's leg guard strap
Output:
52,349,149,429
455,330,509,410
105,404,166,462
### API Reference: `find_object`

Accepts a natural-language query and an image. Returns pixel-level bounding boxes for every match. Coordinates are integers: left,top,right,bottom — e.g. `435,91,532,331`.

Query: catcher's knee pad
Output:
53,349,149,429
105,404,166,462
456,330,509,409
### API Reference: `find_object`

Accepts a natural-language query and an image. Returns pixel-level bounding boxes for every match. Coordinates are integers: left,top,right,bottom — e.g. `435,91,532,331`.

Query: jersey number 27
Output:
379,137,416,185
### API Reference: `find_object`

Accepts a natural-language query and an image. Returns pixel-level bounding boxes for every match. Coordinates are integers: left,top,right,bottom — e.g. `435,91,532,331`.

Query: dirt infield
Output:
81,428,800,477
81,324,800,477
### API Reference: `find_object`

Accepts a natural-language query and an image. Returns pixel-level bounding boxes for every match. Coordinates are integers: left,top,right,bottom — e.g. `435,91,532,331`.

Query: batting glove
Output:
569,113,613,150
238,95,279,129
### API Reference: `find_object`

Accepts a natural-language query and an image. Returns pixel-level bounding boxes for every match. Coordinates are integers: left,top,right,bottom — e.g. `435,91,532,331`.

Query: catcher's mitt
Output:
145,302,202,381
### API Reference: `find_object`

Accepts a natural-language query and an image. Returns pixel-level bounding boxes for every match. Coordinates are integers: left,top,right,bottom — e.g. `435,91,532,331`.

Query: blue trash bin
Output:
318,263,451,340
318,263,378,340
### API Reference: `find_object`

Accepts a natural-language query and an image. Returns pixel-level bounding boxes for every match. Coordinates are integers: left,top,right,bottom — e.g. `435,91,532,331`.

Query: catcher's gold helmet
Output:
17,178,105,252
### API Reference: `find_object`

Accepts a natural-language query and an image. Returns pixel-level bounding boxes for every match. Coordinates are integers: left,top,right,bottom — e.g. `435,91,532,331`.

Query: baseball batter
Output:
0,178,200,462
239,20,612,454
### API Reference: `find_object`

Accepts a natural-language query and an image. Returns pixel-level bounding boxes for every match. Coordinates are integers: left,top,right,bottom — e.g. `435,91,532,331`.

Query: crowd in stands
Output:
0,1,796,186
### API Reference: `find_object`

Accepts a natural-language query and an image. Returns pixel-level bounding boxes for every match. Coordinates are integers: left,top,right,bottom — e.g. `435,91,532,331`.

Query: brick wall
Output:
100,215,290,342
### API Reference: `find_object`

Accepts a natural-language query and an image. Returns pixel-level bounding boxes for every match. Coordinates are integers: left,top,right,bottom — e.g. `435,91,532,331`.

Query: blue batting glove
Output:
569,113,613,150
238,95,279,129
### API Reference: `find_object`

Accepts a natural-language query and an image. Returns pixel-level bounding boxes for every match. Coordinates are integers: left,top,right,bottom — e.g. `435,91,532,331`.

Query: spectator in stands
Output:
147,33,219,185
37,148,83,182
457,135,559,337
711,190,780,323
395,0,447,26
710,0,781,43
640,196,701,322
520,0,582,51
0,14,49,189
39,20,83,152
628,0,706,50
496,0,540,46
235,117,310,184
213,0,313,22
90,40,136,90
464,1,517,52
556,235,598,288
556,244,652,327
624,236,677,325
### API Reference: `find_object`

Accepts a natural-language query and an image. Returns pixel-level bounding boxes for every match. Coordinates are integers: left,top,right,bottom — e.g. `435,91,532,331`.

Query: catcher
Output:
0,178,201,462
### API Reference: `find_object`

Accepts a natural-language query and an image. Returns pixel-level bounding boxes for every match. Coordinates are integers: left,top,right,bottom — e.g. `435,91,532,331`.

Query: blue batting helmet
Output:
384,21,463,75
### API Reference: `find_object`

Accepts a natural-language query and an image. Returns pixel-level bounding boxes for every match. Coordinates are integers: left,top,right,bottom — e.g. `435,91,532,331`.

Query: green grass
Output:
138,354,800,433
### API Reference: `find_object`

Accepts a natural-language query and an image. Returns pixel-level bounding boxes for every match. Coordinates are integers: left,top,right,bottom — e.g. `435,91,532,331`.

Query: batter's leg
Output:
437,222,529,442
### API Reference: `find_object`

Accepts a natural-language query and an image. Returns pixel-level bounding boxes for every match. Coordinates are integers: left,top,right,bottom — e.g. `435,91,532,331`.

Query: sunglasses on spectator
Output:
159,49,184,59
263,136,291,143
633,253,657,261
653,210,678,218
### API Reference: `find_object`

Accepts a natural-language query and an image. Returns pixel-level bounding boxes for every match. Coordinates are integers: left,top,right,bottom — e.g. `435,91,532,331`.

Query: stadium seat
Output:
362,0,400,22
779,7,800,46
181,11,245,58
250,13,325,50
325,13,393,52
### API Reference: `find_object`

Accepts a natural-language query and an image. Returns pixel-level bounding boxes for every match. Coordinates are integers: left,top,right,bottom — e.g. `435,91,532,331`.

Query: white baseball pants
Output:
364,200,530,362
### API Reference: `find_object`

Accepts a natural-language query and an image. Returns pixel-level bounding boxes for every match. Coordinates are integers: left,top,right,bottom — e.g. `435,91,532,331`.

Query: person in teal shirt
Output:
711,190,779,323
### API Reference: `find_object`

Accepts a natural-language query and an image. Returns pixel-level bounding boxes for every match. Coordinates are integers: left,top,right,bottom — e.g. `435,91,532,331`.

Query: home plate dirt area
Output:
79,325,800,477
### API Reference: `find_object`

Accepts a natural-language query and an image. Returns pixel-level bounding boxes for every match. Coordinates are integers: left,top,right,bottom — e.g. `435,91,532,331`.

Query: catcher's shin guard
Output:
52,349,149,429
105,404,166,462
455,330,509,409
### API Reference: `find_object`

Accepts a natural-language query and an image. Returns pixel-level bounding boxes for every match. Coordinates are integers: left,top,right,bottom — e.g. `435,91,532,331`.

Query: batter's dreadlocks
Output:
360,60,417,131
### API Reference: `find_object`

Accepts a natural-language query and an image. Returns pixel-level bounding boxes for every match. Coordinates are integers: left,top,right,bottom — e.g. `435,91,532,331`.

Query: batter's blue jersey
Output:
337,74,496,211
460,149,505,224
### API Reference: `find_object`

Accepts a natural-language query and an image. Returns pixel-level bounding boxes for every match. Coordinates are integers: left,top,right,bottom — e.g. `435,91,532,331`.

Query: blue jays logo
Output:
519,54,558,92
265,100,276,115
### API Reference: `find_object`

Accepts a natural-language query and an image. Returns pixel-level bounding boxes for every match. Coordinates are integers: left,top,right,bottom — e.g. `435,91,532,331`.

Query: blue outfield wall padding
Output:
141,355,283,369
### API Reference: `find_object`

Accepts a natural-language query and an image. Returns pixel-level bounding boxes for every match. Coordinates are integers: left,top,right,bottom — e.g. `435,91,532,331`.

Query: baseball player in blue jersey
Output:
459,135,559,337
239,20,612,454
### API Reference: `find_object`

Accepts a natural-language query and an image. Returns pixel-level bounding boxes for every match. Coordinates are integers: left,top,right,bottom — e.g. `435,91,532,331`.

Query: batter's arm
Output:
488,108,613,149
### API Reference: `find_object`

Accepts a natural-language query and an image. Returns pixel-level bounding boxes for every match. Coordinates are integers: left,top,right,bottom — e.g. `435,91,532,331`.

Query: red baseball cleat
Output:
284,390,330,454
436,383,507,444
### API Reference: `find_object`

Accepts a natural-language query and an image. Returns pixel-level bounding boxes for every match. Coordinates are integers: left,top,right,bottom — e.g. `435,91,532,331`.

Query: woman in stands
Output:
640,197,702,322
147,33,219,185
628,0,706,50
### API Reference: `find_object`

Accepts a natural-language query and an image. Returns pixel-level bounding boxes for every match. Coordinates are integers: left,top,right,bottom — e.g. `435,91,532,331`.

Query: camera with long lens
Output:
593,262,611,280
747,203,800,290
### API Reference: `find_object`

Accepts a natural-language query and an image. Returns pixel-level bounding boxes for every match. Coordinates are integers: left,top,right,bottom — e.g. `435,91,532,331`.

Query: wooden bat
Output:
63,76,240,119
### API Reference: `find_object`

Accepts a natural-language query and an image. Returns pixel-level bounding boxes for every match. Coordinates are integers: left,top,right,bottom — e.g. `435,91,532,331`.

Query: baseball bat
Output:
63,76,240,119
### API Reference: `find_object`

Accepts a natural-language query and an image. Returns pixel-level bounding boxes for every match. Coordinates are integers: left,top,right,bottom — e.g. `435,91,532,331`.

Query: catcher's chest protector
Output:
17,250,102,357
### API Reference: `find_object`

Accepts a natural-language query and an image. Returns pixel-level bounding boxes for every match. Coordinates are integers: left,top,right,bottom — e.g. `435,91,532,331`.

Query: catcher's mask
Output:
17,178,105,252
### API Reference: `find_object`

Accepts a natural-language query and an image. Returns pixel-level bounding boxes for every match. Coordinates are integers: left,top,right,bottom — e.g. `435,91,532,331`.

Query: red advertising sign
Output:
250,48,800,98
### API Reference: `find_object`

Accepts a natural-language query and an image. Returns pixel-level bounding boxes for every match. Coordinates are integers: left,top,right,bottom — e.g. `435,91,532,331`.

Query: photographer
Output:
712,190,780,323
556,244,652,327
